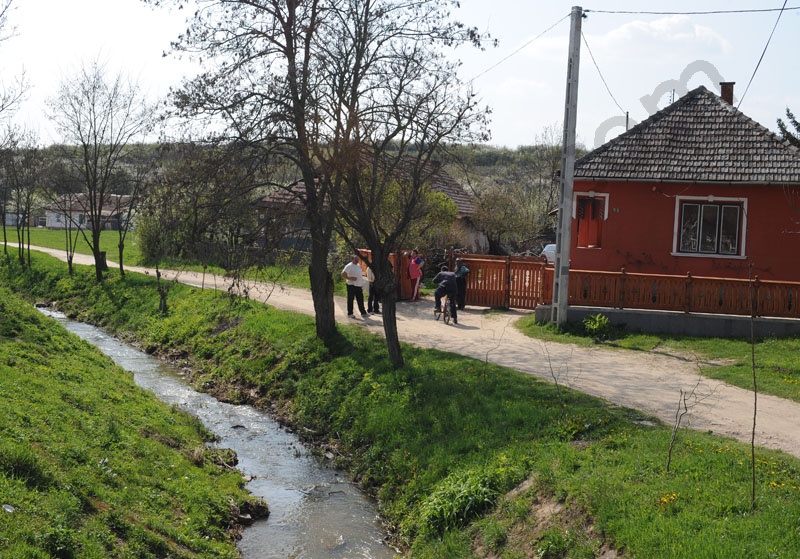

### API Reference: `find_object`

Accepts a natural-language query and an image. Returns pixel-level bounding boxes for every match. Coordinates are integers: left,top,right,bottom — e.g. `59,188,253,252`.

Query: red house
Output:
571,84,800,282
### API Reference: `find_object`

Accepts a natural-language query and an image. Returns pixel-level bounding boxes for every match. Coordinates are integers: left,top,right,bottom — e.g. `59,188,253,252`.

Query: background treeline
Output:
2,138,580,272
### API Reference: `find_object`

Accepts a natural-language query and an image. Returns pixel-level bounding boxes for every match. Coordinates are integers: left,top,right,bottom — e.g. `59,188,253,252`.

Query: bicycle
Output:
433,294,452,324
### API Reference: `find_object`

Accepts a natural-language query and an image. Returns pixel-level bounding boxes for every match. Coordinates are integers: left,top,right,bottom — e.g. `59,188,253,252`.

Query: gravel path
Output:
31,246,800,459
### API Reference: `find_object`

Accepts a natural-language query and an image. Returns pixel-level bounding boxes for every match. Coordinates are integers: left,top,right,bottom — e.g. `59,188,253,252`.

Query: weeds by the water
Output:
5,253,800,558
0,285,262,558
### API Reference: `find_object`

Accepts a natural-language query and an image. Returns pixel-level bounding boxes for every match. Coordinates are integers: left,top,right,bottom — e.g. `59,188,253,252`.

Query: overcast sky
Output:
1,0,798,149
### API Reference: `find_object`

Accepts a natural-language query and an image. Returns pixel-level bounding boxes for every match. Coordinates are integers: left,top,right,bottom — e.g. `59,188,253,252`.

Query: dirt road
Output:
29,246,800,459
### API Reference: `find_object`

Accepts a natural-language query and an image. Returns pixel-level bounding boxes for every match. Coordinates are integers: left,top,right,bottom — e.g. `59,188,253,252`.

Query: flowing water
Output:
41,309,398,559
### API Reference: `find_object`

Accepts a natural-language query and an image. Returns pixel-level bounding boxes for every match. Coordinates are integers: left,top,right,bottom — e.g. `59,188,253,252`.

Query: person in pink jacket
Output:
407,249,424,301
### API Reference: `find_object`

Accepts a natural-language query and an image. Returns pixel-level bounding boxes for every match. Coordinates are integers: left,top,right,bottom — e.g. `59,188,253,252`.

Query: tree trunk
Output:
380,288,404,368
118,240,126,278
308,232,337,339
374,254,404,368
92,229,105,282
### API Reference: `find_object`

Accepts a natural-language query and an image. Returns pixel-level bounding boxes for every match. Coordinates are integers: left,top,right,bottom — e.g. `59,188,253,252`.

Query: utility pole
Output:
551,5,583,326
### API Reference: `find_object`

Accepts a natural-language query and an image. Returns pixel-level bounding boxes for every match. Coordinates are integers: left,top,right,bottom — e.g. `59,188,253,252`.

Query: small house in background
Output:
254,182,312,252
571,83,800,282
255,159,488,253
45,193,132,231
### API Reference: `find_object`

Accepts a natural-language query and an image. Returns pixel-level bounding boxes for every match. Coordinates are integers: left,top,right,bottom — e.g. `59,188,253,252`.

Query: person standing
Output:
407,249,424,302
341,254,368,318
454,258,470,310
365,265,381,315
433,265,458,324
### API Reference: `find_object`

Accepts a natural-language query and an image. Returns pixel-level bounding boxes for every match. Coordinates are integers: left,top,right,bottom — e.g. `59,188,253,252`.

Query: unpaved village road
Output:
29,246,800,459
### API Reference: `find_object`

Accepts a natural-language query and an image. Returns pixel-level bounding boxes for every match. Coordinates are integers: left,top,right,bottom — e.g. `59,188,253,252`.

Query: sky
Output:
0,0,798,150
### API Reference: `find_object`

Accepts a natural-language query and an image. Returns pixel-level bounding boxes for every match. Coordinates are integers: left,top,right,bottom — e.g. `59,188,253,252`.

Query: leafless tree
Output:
445,127,567,254
107,146,159,278
146,0,490,361
0,128,44,267
41,157,85,275
0,1,26,126
46,60,156,281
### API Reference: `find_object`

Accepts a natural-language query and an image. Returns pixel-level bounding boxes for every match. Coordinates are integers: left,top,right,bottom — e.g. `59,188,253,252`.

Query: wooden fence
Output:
450,254,800,320
448,254,551,310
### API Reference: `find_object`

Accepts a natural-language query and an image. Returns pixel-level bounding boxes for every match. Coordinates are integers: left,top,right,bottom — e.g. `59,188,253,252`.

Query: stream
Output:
40,309,398,559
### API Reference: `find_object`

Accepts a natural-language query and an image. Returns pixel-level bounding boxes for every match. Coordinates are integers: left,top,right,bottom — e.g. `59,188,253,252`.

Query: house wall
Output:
45,210,80,230
571,180,800,282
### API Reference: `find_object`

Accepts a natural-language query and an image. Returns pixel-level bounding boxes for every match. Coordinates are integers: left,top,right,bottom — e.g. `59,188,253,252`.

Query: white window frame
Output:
572,191,609,220
672,195,747,259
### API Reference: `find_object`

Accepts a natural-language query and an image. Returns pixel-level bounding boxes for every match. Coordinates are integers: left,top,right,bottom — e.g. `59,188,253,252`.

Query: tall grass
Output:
4,253,800,557
0,282,264,558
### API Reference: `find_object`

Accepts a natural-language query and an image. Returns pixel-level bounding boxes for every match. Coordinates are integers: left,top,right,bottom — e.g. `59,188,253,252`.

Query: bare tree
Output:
318,0,489,366
0,0,28,254
147,0,489,355
0,128,44,267
46,60,155,281
41,157,85,275
0,1,26,125
107,146,159,278
445,128,567,254
137,142,269,268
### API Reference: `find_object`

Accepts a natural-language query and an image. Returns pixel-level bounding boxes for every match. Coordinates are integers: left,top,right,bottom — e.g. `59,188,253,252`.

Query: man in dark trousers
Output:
454,258,470,310
433,265,458,324
341,254,368,318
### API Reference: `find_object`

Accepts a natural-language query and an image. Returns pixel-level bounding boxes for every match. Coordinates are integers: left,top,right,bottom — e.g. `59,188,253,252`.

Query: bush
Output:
582,313,613,341
416,468,500,539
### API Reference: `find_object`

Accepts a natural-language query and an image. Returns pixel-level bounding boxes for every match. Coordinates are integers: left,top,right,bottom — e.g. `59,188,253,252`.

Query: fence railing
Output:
450,254,800,320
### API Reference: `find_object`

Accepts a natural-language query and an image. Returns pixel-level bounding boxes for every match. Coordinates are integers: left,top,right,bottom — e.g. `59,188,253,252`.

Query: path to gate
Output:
26,245,800,459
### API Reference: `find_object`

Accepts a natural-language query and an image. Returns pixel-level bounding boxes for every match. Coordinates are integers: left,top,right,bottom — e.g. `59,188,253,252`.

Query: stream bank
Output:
41,309,398,558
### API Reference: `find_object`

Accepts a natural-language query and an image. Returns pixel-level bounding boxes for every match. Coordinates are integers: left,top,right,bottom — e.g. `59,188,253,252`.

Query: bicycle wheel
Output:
443,297,451,324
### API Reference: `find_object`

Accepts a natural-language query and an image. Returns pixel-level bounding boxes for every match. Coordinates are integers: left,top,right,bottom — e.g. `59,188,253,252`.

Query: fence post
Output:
752,275,760,318
504,256,512,309
685,272,692,313
618,266,626,309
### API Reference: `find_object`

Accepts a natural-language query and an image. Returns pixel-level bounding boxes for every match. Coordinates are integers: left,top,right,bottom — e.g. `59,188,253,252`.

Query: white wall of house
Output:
45,210,85,229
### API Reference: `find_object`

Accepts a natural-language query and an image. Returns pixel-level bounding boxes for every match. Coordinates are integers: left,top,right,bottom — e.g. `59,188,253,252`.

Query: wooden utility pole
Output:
551,5,583,326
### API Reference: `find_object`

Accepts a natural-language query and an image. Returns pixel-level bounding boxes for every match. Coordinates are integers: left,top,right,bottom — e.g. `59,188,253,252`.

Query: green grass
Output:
0,282,264,558
517,313,800,404
5,253,800,557
17,228,144,265
7,229,320,291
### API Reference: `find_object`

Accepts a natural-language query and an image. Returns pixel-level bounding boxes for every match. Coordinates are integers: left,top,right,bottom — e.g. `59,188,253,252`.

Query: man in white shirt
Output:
341,254,368,318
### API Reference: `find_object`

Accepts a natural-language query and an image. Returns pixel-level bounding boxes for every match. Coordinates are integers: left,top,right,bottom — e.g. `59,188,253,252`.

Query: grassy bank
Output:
0,283,265,558
4,253,800,557
517,315,800,404
10,229,144,266
6,231,319,293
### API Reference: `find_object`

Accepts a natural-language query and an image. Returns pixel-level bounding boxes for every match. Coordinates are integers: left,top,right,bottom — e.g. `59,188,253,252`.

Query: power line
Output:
581,31,626,116
468,13,570,83
737,0,789,111
585,6,800,15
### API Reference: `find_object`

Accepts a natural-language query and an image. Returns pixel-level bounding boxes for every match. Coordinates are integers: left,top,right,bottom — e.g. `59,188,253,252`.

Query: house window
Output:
576,195,605,248
678,201,742,256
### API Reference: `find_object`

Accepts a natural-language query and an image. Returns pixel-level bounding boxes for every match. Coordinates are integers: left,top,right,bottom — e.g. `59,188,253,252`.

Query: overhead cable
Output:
469,13,570,83
581,31,626,116
737,0,789,111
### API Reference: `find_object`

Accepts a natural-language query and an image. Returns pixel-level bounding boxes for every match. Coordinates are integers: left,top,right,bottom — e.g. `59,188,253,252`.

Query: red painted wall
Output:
571,180,800,282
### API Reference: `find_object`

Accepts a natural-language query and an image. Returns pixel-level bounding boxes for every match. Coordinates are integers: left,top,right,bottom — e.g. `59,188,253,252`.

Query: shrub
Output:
415,468,501,539
582,313,613,341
